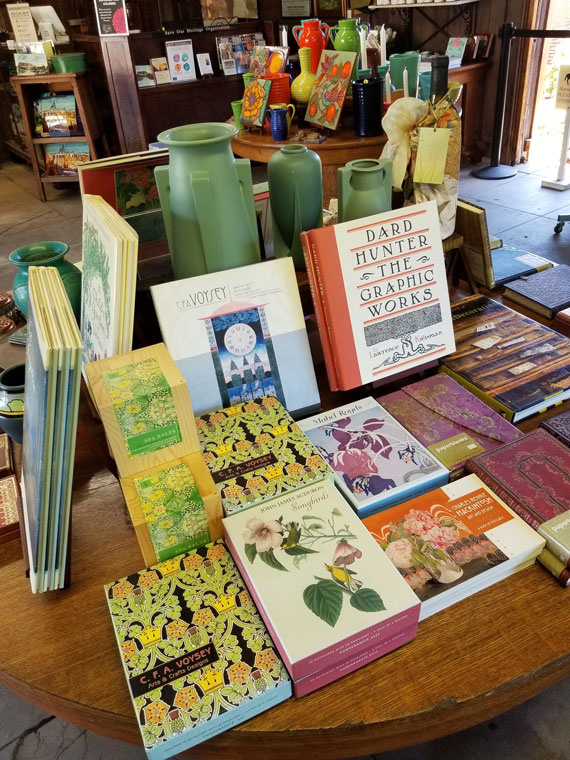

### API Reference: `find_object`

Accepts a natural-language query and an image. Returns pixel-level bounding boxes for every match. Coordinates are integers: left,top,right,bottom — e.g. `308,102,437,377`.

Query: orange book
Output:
301,201,455,391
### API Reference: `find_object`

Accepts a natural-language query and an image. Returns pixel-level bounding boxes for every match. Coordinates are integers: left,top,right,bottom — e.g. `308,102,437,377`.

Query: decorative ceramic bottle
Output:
9,241,82,321
268,144,323,270
290,48,316,105
292,19,330,74
337,158,392,223
330,18,367,87
154,122,260,279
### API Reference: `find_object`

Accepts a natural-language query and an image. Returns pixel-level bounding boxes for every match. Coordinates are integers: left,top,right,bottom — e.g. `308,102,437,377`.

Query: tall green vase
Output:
337,158,392,223
155,122,261,279
268,144,323,270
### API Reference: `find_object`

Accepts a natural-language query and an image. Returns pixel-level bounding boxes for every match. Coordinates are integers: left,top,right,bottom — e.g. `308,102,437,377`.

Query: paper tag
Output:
509,361,536,376
476,321,495,333
501,336,526,348
414,127,451,184
472,335,502,350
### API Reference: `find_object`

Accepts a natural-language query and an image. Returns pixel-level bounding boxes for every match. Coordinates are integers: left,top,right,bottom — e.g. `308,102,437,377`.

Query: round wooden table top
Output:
1,337,570,760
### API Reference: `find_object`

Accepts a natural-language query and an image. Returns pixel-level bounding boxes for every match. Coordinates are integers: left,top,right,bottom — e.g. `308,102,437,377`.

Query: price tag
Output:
414,127,450,185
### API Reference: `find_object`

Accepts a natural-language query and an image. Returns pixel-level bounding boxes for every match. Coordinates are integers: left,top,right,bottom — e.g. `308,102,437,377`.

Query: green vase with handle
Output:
337,158,393,223
9,241,82,322
154,122,261,279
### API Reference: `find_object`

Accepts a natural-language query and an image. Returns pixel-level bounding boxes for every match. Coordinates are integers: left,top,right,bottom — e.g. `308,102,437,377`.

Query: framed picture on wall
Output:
280,0,311,17
312,0,347,19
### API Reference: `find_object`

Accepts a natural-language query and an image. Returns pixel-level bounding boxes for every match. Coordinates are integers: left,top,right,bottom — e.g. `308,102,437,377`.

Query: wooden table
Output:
1,304,569,760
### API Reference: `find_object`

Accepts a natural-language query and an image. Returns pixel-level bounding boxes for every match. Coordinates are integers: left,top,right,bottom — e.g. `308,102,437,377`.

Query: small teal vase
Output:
9,241,82,322
337,158,393,223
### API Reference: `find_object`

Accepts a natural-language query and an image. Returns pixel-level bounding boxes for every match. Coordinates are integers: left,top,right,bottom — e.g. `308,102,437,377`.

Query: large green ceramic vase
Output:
268,144,323,270
155,122,261,279
337,158,393,223
9,241,82,321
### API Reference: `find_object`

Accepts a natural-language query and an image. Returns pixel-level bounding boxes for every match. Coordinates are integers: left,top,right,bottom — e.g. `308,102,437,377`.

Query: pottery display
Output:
265,104,296,141
292,18,330,75
330,18,367,89
290,48,316,105
9,241,82,321
267,144,323,269
155,122,260,279
337,158,393,223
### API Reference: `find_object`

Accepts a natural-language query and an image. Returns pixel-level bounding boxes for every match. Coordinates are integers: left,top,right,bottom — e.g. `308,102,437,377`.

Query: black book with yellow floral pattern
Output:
104,540,291,760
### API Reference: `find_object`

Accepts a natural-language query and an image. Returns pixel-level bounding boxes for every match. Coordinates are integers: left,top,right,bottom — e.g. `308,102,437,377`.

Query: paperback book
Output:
538,546,570,587
503,264,570,319
150,257,320,418
104,541,292,760
439,295,570,423
44,142,89,177
223,479,420,695
363,474,544,619
197,396,332,516
379,374,522,479
297,396,449,517
301,200,455,391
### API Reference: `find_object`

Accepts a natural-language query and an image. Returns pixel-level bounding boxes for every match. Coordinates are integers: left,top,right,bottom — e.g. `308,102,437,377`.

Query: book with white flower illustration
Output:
85,344,224,565
363,473,545,621
297,397,449,518
105,541,292,760
223,478,420,696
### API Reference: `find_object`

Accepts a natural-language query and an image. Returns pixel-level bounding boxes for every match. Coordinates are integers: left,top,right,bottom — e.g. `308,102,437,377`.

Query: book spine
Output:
537,547,570,587
438,366,515,422
537,527,570,566
464,460,542,531
300,230,339,392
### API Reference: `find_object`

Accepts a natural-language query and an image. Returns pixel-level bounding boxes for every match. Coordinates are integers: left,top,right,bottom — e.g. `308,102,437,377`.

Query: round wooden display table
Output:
1,326,570,759
232,123,387,205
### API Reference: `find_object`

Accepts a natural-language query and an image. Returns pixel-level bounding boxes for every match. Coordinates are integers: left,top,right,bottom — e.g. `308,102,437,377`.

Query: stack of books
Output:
503,264,570,319
20,267,82,592
223,478,421,696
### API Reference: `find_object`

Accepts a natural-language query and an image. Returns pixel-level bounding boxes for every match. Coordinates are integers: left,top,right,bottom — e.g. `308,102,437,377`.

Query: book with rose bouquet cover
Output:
223,478,420,696
363,474,544,620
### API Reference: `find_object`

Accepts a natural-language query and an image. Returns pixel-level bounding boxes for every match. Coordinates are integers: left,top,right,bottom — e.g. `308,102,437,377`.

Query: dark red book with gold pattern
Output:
465,429,570,532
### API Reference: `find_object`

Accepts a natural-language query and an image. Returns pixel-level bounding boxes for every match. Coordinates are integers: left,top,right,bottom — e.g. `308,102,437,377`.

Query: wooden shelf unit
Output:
10,72,109,201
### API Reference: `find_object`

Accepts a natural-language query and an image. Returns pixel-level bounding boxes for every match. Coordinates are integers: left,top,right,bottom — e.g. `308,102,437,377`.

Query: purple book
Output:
540,410,570,449
379,374,523,477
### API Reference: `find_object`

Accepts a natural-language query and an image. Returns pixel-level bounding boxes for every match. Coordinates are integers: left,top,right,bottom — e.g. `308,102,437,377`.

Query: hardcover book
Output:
540,408,570,448
379,374,522,478
0,474,20,543
135,65,155,88
301,200,455,391
491,245,554,287
454,200,493,288
297,397,449,517
223,479,420,695
538,511,570,567
439,295,570,423
150,257,320,418
104,541,292,760
537,546,570,587
363,474,544,620
197,396,332,516
0,433,13,479
503,264,570,319
149,57,171,85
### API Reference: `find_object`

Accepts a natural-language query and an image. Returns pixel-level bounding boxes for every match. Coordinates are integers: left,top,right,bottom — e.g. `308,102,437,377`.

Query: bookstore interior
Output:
1,0,570,757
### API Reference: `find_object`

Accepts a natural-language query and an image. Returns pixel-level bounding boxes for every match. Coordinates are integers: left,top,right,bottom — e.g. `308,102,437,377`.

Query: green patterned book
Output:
197,396,332,515
105,541,292,759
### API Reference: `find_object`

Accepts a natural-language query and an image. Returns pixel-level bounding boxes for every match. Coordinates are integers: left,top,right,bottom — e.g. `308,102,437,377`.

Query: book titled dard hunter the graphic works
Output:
301,200,455,391
105,541,292,760
440,295,570,423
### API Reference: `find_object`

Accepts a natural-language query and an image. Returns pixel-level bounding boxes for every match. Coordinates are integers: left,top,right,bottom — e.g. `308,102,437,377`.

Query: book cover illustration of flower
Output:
104,358,182,458
135,463,209,561
371,502,508,602
240,79,272,127
305,51,357,130
308,411,441,502
197,397,331,513
105,543,289,754
242,507,385,627
114,165,166,244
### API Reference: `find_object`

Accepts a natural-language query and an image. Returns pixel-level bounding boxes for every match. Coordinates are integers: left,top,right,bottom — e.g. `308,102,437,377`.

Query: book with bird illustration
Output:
297,396,449,517
223,478,420,695
105,540,292,760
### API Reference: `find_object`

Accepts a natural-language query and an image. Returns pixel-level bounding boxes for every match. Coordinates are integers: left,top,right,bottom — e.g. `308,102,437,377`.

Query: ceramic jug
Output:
290,48,316,105
265,104,296,141
330,18,367,54
389,51,421,95
292,19,330,74
155,122,260,279
337,158,393,223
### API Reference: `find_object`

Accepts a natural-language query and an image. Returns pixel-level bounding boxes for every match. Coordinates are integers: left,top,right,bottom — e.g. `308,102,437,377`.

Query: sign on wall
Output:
555,65,570,109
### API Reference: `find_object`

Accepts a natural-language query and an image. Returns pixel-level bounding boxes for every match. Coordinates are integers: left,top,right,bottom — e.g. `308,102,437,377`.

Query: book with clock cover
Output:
465,430,570,558
84,344,224,565
503,264,570,319
300,200,455,392
297,396,448,517
197,396,332,516
363,474,545,620
439,295,570,423
104,541,292,760
151,257,320,419
379,374,522,479
223,479,420,695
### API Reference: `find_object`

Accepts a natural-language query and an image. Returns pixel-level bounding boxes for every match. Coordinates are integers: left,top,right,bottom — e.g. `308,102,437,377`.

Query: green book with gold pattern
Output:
197,396,333,516
104,541,292,760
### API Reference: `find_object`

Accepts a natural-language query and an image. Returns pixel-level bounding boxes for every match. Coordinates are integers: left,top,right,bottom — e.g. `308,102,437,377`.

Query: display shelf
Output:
368,0,479,8
39,174,80,183
32,135,89,143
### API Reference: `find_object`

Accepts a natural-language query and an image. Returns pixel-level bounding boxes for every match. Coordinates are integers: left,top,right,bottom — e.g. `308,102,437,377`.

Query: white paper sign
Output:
555,65,570,110
7,4,38,43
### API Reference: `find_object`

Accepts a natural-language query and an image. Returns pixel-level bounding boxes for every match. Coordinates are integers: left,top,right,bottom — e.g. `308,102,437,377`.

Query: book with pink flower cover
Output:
223,478,420,693
363,473,544,621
